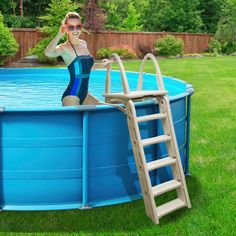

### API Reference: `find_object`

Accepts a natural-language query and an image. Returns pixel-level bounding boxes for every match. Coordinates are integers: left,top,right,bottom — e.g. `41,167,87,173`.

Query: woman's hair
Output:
62,12,82,25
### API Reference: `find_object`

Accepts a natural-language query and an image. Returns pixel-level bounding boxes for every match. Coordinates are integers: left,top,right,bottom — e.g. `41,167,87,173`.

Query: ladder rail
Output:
161,96,192,208
105,53,130,96
126,100,159,223
105,63,112,95
137,53,165,91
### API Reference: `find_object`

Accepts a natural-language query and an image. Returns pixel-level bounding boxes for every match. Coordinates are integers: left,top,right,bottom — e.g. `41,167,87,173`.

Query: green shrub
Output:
155,35,184,57
117,48,136,59
96,47,113,59
28,37,57,64
0,12,18,65
3,15,37,28
208,38,222,55
221,41,236,55
97,47,137,59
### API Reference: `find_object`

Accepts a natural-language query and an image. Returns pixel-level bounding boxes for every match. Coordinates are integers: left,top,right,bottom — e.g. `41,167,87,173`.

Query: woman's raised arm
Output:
44,26,65,58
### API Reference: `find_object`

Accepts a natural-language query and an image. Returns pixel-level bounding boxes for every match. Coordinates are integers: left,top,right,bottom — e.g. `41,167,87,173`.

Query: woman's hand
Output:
59,16,68,36
91,59,113,70
59,24,66,36
102,59,113,68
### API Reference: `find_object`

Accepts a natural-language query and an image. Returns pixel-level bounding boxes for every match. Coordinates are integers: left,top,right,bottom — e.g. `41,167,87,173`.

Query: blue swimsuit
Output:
62,41,94,104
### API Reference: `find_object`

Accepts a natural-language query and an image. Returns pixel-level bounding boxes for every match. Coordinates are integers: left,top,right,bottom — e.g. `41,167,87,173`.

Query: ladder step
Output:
147,157,176,171
157,198,186,218
142,135,171,147
103,90,168,100
137,113,167,123
152,180,182,197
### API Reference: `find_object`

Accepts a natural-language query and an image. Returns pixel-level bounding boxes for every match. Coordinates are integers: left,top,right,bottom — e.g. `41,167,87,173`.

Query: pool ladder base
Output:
103,53,191,224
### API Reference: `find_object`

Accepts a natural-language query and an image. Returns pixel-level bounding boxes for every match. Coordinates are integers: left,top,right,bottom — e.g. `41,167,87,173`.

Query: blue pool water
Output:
0,68,188,108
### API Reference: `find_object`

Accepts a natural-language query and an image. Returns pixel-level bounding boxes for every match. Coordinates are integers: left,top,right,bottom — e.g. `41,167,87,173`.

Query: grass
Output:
1,56,236,235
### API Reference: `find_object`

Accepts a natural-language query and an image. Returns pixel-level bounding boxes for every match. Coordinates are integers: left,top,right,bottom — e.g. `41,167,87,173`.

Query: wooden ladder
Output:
103,53,191,224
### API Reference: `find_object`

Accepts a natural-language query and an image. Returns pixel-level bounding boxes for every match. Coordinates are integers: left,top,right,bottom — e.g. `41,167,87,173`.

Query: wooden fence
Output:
9,28,42,62
8,28,212,63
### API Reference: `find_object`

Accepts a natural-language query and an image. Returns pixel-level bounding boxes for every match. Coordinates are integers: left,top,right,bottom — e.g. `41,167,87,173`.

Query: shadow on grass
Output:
159,174,205,226
0,175,203,234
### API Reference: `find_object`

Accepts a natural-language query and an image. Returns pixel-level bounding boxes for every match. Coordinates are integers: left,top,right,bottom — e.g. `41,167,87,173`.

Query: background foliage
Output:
215,0,236,54
0,0,235,60
0,12,18,65
0,0,235,34
143,0,203,33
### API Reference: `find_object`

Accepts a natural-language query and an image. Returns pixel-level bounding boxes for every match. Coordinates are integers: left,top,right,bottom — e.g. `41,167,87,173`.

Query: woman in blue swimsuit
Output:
45,12,111,106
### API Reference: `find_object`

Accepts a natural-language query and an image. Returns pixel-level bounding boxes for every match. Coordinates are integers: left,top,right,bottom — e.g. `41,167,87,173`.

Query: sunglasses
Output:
66,24,82,31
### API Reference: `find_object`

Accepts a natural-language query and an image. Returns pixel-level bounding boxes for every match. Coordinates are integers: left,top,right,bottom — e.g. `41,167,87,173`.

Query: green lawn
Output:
1,56,236,236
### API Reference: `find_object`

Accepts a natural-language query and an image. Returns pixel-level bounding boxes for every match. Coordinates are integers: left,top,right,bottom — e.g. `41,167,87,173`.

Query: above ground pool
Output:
0,68,194,210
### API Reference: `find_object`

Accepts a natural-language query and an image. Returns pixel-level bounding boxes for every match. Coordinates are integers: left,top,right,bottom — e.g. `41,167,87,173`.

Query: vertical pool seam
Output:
81,111,91,209
185,94,192,176
0,107,4,211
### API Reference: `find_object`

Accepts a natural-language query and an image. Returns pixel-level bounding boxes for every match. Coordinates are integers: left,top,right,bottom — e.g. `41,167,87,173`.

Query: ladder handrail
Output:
137,53,165,91
105,53,130,95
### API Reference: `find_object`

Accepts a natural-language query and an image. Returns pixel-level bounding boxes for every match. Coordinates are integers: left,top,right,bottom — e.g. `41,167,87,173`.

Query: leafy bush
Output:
96,47,112,59
223,42,236,55
208,38,222,55
138,44,153,58
28,37,57,64
0,12,18,65
3,15,37,28
96,46,137,59
155,35,184,57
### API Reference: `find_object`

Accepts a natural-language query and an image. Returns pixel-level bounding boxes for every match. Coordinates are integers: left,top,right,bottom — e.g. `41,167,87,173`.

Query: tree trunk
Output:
19,0,23,17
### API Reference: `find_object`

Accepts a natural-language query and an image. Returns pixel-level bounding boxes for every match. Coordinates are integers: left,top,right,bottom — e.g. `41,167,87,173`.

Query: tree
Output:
215,0,236,54
100,0,130,20
0,0,51,27
198,0,225,33
100,0,144,31
19,0,23,16
102,2,122,30
0,1,17,16
143,0,203,33
83,0,106,30
121,2,143,31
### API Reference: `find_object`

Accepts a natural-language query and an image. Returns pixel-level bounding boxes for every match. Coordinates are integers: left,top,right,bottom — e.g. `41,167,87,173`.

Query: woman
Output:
45,12,111,106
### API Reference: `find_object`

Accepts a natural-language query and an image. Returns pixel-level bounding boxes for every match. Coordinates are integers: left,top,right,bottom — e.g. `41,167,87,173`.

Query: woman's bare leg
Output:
83,93,100,105
62,95,80,106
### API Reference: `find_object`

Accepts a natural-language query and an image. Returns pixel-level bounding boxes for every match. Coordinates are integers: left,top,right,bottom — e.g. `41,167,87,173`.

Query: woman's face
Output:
65,18,82,39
